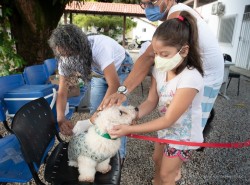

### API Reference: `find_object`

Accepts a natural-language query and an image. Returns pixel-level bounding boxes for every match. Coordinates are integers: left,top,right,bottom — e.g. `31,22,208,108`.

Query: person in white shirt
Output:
109,11,204,185
101,0,224,180
48,24,134,162
103,0,223,126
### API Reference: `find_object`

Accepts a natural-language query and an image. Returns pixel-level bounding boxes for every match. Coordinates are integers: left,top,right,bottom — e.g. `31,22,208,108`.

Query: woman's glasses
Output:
139,0,160,9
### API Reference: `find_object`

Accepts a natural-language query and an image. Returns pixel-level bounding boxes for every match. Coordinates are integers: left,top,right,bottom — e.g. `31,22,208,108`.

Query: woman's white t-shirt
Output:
88,35,125,75
58,34,126,76
168,3,224,86
152,67,204,150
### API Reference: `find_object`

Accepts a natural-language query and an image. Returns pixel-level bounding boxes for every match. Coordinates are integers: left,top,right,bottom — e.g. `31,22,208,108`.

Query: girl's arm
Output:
109,87,198,137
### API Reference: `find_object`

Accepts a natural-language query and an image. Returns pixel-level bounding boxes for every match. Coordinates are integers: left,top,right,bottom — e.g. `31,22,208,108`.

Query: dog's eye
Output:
119,110,127,116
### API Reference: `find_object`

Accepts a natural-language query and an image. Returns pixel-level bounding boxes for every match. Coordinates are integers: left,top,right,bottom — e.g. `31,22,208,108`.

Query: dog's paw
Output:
99,165,111,174
68,160,78,167
78,175,94,182
73,119,92,135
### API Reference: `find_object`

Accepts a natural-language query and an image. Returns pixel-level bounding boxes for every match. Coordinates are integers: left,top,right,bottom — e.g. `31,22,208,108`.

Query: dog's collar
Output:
95,127,117,140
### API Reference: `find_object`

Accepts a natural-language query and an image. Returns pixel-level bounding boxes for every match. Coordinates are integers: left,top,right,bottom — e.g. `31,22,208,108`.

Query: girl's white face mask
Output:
154,50,183,72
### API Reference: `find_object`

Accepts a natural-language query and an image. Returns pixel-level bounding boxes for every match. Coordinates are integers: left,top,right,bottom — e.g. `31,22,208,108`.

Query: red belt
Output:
127,134,250,148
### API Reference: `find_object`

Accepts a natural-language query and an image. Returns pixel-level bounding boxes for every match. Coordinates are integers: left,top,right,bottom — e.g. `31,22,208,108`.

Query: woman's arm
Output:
56,75,74,135
123,44,155,94
101,45,155,107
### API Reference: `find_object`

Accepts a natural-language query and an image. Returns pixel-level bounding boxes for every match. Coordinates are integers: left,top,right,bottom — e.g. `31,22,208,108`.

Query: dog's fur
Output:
68,105,137,182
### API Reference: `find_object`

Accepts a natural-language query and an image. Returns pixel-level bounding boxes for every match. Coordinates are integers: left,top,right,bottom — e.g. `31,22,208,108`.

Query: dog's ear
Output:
91,110,102,122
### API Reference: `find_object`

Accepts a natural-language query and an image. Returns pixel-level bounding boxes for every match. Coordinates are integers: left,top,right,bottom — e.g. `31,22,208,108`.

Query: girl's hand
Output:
108,124,130,139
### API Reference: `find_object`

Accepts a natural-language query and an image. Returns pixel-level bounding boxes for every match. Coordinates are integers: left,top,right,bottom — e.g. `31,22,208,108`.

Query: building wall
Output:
130,17,157,41
196,0,250,65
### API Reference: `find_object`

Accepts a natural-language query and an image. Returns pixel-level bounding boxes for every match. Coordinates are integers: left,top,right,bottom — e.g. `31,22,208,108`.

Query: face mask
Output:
145,1,167,22
154,50,183,72
60,56,78,65
59,56,80,76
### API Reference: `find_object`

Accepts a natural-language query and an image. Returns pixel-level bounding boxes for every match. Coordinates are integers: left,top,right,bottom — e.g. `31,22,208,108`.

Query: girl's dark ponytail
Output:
179,11,204,76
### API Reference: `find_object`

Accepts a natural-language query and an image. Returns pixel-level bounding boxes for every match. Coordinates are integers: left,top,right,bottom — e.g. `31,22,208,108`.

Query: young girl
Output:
109,11,204,185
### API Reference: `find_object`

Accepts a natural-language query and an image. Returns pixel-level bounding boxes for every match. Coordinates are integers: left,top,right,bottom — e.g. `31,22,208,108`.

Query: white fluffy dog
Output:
68,105,138,182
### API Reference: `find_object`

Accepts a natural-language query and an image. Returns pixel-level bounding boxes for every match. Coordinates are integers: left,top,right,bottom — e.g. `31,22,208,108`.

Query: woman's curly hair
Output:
48,24,92,84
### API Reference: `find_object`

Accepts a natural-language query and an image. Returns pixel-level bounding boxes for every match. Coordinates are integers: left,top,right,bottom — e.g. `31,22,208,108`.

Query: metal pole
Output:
193,0,198,9
123,15,126,47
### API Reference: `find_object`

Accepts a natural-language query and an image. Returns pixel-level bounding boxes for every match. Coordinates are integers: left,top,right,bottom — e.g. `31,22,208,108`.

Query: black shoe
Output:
196,147,205,152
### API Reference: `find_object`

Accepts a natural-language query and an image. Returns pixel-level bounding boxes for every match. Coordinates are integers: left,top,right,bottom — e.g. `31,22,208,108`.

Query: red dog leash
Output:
127,134,250,148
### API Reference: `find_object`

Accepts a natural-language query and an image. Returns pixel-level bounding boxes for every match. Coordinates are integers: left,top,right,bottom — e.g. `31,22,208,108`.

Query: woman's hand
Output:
100,93,127,110
58,119,74,136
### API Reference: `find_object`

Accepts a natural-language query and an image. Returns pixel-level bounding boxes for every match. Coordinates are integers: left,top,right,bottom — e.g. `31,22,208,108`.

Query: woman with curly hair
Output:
48,24,133,162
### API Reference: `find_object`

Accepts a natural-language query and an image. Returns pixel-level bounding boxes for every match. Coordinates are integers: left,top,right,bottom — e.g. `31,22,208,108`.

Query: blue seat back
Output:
23,64,49,85
0,74,25,122
0,74,25,99
44,58,58,76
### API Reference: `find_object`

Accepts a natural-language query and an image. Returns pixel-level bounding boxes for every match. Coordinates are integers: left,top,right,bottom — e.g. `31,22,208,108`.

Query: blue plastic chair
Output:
0,98,56,184
44,58,58,76
0,74,25,99
0,74,25,132
23,64,50,85
0,78,48,183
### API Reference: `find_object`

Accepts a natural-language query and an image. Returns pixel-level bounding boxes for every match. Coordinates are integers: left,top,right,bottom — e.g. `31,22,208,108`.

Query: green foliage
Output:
0,7,26,76
0,32,26,76
73,14,137,40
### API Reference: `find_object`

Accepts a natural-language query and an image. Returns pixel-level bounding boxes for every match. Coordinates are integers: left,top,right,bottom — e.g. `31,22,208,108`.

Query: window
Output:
218,15,236,44
142,28,146,32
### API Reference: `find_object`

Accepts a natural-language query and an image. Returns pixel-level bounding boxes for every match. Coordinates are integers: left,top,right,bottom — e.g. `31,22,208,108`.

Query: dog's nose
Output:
134,107,139,112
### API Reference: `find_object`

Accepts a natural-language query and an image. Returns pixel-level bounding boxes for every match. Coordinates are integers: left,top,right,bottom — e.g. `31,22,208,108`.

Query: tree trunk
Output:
6,0,67,66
